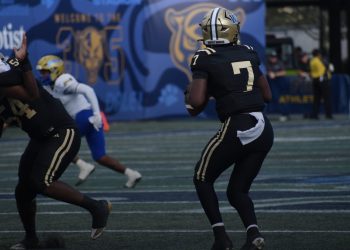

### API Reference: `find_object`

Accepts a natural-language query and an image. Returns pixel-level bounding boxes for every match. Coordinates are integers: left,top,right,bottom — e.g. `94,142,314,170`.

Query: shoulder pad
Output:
195,47,217,56
191,47,217,69
55,73,78,87
240,44,255,51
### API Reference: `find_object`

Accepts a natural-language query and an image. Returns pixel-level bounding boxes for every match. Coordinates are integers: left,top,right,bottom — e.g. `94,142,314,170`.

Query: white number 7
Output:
231,61,254,92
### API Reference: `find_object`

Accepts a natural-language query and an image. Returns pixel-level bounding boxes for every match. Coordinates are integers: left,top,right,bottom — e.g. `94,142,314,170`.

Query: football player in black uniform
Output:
185,8,274,250
0,34,112,249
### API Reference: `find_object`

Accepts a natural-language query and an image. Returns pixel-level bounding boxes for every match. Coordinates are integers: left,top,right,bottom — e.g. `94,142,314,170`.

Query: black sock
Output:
247,225,260,241
23,200,37,239
194,179,223,225
15,184,38,240
80,195,99,214
213,225,226,240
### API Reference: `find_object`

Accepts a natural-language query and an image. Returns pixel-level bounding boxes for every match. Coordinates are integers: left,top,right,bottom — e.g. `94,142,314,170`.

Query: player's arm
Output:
76,83,102,130
0,69,38,101
184,78,209,116
186,51,210,116
4,70,40,101
59,76,102,130
16,33,39,100
251,51,272,102
75,83,101,115
256,75,272,102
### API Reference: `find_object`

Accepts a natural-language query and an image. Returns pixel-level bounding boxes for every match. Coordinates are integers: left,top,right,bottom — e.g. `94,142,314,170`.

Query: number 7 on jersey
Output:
231,61,254,92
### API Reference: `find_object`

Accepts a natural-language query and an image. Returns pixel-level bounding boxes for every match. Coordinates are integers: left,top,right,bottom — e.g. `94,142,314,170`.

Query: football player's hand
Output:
88,113,103,131
14,33,27,61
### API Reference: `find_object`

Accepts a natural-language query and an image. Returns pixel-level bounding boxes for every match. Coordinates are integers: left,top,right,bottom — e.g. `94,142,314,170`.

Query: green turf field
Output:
0,115,349,250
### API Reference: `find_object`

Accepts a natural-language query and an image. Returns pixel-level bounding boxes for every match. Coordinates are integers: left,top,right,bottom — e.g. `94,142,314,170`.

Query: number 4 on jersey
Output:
8,99,37,119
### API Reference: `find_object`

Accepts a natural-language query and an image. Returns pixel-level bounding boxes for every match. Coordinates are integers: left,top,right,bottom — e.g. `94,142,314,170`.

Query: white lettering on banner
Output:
0,23,24,50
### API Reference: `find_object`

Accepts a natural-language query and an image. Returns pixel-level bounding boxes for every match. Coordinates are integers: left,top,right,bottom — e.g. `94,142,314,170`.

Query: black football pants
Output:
193,113,274,228
15,128,80,238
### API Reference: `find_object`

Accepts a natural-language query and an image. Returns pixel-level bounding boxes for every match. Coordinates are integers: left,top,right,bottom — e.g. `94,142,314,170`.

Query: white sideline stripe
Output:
1,187,349,196
1,194,349,203
1,191,350,200
0,229,349,234
0,134,349,149
0,209,350,216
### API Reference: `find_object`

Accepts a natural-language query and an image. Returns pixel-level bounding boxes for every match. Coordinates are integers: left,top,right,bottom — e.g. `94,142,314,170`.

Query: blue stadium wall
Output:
0,0,266,121
1,0,348,120
265,75,350,116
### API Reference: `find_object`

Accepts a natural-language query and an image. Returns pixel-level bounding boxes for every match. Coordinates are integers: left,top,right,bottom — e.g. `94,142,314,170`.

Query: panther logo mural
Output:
76,27,104,84
165,3,246,81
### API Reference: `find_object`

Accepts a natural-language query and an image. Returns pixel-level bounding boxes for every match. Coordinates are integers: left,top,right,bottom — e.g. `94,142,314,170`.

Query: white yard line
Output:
0,229,349,234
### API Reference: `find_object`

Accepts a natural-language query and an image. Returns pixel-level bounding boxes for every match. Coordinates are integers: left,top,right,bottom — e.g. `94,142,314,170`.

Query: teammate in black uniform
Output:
0,34,111,249
185,8,274,250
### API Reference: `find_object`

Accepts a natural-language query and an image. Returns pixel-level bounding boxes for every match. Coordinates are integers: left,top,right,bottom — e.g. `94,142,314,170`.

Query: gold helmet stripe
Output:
210,8,221,41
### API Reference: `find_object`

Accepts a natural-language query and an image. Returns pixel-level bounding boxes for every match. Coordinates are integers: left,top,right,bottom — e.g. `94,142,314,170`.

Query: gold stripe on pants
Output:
196,117,231,181
44,129,75,186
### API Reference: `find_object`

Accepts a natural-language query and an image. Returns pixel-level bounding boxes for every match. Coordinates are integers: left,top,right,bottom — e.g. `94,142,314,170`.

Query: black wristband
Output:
21,55,32,72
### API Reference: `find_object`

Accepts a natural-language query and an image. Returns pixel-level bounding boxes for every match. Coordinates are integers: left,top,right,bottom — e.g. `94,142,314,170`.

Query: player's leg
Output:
33,128,111,239
193,118,237,250
320,80,333,119
227,117,273,250
44,181,112,239
311,80,321,119
85,125,142,188
70,110,96,185
227,152,267,250
11,140,40,249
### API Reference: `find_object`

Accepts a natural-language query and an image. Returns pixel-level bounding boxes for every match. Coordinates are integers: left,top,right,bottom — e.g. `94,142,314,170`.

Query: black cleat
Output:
91,200,112,240
240,235,265,250
211,235,233,250
10,237,40,249
42,233,65,248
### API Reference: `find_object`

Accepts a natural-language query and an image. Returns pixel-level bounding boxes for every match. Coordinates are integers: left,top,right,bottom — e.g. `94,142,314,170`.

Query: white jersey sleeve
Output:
53,74,92,118
54,73,79,94
75,83,101,115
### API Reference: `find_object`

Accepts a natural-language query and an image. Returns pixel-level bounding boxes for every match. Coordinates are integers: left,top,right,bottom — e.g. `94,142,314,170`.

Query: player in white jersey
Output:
36,55,142,188
44,72,98,185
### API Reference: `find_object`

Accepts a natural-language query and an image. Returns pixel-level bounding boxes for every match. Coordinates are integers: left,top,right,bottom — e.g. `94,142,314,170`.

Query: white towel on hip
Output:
237,112,265,145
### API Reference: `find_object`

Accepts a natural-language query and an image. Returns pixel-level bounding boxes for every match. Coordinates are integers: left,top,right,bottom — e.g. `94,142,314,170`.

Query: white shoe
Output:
76,160,96,186
124,169,142,188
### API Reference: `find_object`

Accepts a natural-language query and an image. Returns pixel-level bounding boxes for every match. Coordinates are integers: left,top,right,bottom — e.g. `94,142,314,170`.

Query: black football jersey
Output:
0,68,76,139
190,45,265,121
0,57,23,87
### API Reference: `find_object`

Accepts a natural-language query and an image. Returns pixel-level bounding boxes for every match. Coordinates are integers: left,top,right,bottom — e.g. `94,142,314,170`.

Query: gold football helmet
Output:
200,7,240,46
36,55,64,81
